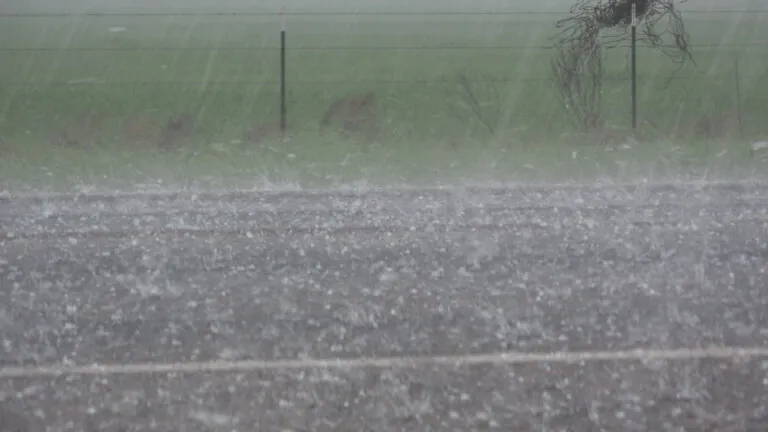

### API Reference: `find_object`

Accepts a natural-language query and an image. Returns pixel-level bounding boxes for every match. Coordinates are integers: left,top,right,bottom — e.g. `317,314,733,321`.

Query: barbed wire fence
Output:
0,7,766,142
3,9,768,16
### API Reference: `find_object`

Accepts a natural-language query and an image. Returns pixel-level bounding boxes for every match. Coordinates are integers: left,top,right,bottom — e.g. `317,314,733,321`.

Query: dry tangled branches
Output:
552,38,604,131
445,73,502,137
556,0,694,64
552,0,695,131
319,92,380,141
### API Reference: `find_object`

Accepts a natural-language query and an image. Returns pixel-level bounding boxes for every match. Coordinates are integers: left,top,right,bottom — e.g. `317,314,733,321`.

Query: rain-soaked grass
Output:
0,6,767,191
1,133,763,192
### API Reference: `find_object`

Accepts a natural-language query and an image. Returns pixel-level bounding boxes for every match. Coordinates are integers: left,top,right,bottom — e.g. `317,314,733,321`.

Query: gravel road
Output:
1,182,768,431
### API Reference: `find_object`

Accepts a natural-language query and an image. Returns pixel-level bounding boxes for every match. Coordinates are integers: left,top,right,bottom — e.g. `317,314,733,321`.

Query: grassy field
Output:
1,3,767,191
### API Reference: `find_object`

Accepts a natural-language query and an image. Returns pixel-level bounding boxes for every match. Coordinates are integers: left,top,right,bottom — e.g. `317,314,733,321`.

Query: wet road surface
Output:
1,183,768,431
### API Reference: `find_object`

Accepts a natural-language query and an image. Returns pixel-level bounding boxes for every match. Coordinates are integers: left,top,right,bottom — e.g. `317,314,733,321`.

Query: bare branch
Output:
446,73,502,137
552,30,604,131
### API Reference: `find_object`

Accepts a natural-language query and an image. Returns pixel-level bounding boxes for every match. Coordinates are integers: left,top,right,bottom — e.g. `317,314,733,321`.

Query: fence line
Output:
1,42,765,52
1,7,765,133
3,74,762,88
1,10,766,18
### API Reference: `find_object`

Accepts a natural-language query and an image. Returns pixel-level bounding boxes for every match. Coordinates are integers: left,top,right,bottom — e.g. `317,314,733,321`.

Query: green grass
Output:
1,5,767,191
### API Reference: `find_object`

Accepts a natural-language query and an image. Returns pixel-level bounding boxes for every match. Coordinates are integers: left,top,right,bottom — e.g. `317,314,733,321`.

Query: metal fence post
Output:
280,7,287,135
631,0,638,130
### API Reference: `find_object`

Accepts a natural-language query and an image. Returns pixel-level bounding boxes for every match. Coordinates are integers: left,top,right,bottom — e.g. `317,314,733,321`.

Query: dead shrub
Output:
445,72,502,137
551,38,604,132
244,122,288,145
553,0,695,134
692,111,738,139
319,91,379,141
121,114,159,144
51,112,104,147
159,112,196,149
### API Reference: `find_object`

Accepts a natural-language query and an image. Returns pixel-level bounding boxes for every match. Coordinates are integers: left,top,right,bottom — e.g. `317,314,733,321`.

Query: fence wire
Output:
1,9,767,17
